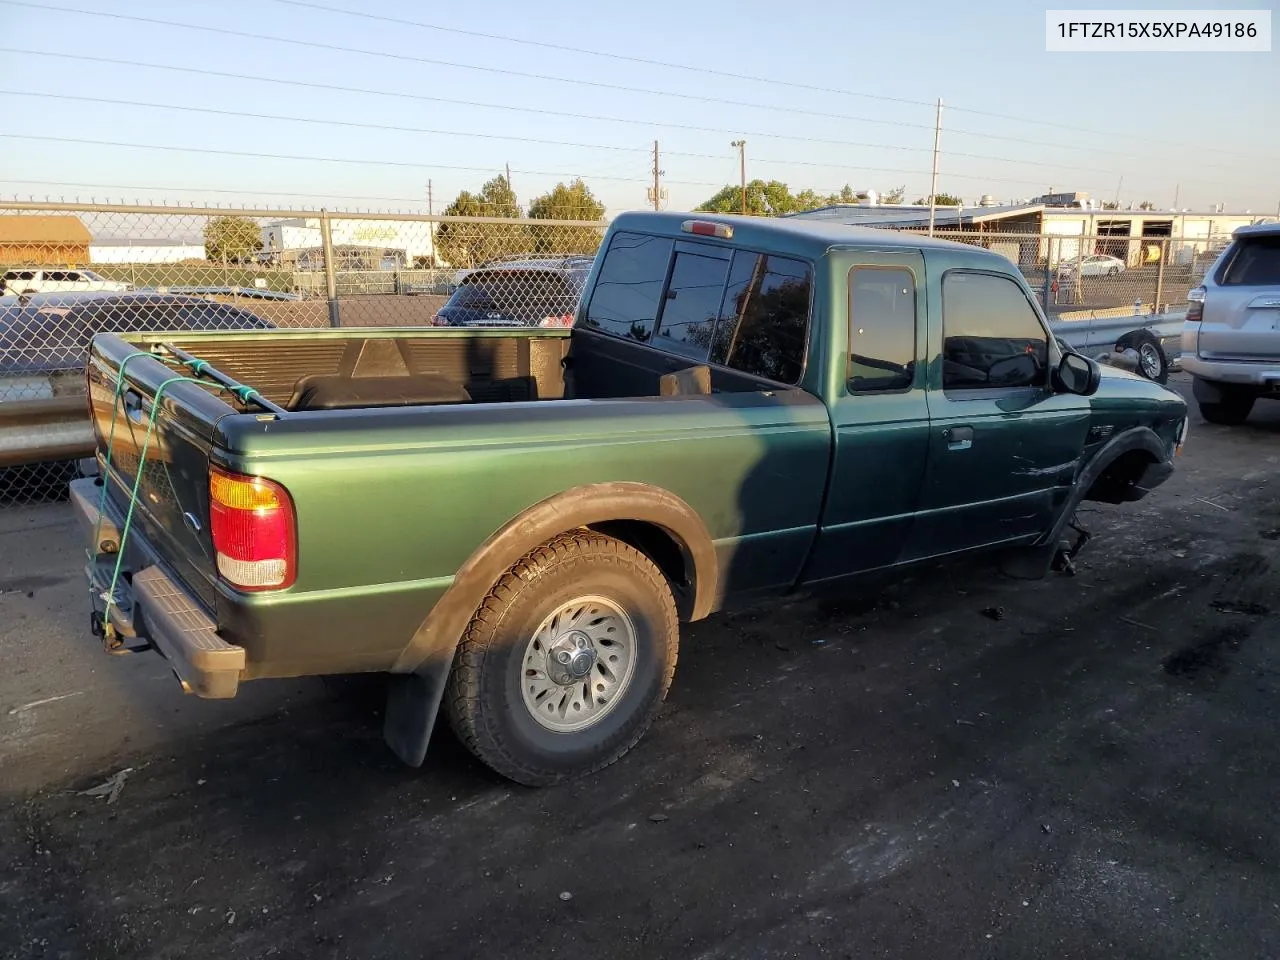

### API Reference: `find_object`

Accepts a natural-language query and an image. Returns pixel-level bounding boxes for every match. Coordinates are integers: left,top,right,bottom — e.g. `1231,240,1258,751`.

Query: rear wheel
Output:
445,531,679,786
1107,266,1120,276
1199,390,1256,425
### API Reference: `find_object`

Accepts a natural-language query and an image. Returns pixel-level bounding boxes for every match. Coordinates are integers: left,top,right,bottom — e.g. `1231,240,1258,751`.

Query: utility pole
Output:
731,140,747,214
1173,183,1180,210
650,140,663,211
426,179,434,265
1113,175,1123,208
927,98,943,238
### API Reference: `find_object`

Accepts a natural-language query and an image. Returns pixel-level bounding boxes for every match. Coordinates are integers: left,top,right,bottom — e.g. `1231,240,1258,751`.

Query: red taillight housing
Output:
1186,285,1206,323
209,467,296,591
538,313,575,328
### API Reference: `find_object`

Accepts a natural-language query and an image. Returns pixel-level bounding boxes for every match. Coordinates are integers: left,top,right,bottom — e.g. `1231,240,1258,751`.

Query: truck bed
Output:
83,325,830,683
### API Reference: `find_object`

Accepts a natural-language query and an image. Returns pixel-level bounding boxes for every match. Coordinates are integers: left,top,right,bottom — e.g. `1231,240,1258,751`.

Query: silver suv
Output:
1181,222,1280,425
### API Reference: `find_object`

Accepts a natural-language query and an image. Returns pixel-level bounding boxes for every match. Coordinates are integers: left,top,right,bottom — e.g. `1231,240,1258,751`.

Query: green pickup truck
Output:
72,212,1189,785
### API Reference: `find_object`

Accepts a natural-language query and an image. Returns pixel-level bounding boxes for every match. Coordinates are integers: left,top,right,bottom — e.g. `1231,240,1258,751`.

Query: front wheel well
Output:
1083,449,1158,504
588,519,694,619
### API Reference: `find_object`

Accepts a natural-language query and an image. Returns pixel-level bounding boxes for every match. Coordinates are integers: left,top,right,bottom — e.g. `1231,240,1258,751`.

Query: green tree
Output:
696,179,809,216
880,184,906,204
527,179,606,255
1138,200,1156,211
434,175,528,268
203,215,262,264
912,193,964,206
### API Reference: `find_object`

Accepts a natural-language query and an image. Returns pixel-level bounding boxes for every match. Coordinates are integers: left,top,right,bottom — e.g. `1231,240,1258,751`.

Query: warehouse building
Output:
0,214,92,265
787,195,1268,268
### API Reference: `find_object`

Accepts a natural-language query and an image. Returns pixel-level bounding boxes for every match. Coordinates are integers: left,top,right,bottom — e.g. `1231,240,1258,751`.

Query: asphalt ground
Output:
1,373,1278,960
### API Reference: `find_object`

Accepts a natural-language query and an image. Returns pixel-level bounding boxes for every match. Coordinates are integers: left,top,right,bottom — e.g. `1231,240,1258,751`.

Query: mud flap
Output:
382,658,452,768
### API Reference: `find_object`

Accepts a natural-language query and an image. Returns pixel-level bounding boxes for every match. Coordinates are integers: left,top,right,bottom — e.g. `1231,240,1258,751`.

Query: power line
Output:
0,1,937,133
0,133,673,184
265,0,1275,161
268,0,935,110
0,88,1144,181
0,178,430,204
3,47,1265,177
0,89,658,156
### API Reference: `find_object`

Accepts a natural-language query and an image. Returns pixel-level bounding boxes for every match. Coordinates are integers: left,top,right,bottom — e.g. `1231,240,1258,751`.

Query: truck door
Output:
907,267,1091,559
804,251,930,581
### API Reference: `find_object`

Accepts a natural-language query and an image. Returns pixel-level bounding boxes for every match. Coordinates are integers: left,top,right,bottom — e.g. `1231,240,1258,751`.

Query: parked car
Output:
1181,222,1280,424
0,292,272,468
2,268,130,296
434,256,592,327
71,212,1187,786
1058,254,1126,278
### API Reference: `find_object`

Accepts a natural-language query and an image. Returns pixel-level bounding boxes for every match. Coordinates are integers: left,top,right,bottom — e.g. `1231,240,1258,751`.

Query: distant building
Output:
0,215,92,265
787,199,1267,267
260,218,436,268
90,239,206,263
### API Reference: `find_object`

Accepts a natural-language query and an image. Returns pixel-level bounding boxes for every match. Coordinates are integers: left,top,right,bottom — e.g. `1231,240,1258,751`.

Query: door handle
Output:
944,425,974,451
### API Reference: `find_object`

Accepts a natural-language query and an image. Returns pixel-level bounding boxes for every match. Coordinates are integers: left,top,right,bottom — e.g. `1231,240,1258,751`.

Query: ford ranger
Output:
71,212,1189,785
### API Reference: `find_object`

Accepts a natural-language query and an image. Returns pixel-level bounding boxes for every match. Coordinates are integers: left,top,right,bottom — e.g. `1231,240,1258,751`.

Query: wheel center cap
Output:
547,631,596,684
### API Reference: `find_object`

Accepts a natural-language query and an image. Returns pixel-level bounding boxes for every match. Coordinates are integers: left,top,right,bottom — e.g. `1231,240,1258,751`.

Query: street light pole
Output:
731,140,746,214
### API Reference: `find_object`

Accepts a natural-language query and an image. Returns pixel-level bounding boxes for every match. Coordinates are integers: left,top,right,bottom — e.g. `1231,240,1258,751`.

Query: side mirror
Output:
1055,352,1101,396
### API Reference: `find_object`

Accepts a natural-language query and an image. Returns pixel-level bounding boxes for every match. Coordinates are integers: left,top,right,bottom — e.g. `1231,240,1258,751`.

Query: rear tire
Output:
445,531,679,786
1199,391,1256,425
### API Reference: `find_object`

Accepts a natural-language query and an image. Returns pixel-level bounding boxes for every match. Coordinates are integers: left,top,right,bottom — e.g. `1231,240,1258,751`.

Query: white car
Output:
1059,254,1127,278
1,268,130,296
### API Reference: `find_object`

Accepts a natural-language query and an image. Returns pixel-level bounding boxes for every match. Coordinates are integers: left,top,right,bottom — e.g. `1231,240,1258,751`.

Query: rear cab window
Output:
1219,234,1280,286
585,230,813,384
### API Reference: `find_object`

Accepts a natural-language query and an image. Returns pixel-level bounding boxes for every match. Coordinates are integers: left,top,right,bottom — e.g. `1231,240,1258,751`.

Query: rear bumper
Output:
70,477,245,698
1181,356,1280,390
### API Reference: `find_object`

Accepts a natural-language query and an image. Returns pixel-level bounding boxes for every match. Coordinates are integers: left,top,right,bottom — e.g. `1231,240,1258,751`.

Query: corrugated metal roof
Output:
785,204,1045,228
0,215,92,244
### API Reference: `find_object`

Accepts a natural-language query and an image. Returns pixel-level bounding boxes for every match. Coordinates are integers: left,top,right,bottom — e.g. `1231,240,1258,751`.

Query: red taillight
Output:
209,467,296,591
430,314,447,326
1186,286,1206,323
538,313,574,327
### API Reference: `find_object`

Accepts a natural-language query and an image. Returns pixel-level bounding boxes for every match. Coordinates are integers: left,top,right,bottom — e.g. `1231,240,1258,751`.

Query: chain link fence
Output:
0,201,1241,505
0,201,606,503
924,229,1228,318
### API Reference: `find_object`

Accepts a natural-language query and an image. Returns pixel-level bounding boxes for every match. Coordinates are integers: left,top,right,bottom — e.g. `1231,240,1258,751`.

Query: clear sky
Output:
0,0,1276,218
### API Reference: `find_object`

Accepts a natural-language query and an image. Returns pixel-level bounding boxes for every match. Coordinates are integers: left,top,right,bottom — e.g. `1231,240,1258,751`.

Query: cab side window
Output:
848,266,916,392
942,272,1048,391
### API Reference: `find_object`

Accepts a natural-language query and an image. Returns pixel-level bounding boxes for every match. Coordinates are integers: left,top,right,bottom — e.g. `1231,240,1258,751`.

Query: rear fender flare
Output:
1041,426,1167,546
391,482,717,676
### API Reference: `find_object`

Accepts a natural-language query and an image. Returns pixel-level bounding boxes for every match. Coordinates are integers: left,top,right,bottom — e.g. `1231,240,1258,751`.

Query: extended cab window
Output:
848,266,916,392
653,250,730,361
942,272,1048,391
585,232,674,343
710,252,811,384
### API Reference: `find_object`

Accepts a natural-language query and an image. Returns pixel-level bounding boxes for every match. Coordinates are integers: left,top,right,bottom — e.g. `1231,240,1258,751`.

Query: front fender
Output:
1040,426,1169,546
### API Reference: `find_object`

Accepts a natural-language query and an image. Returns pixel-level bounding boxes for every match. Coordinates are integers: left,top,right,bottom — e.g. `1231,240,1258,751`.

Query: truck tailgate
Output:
87,334,236,610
